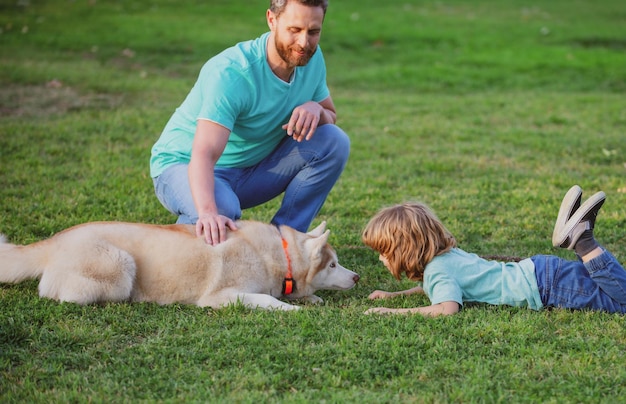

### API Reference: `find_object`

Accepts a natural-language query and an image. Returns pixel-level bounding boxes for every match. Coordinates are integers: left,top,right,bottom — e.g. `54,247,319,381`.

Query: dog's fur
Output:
0,220,359,310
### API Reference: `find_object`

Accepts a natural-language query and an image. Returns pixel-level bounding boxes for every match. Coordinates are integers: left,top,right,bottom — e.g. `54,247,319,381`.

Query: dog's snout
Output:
353,274,360,283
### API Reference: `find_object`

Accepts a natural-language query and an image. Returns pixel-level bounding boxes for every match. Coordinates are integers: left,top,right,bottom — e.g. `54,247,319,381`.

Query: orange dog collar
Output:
278,228,295,295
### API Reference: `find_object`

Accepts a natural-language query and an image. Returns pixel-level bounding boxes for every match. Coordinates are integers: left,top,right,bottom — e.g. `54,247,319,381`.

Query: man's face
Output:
269,2,324,68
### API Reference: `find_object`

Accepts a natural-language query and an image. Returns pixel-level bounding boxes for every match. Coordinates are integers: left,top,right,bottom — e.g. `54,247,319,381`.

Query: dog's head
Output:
286,222,359,298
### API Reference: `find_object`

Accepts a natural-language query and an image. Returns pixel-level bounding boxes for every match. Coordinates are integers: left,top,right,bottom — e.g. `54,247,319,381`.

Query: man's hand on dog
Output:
196,213,238,245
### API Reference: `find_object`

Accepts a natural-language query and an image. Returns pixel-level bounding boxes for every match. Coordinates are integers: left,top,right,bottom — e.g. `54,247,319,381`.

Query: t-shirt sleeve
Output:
196,64,250,131
311,49,330,102
424,268,464,306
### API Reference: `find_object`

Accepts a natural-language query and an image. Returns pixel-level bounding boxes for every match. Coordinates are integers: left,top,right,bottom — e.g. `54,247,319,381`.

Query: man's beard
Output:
274,36,316,68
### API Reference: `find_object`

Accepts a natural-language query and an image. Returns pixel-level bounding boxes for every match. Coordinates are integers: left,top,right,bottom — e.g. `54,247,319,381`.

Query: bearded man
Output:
150,0,349,245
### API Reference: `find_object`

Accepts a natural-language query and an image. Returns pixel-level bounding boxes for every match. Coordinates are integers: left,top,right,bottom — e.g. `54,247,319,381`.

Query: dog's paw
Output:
301,294,324,305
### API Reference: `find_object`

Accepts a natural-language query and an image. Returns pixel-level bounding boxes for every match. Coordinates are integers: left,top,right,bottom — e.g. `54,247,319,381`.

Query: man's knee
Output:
317,124,350,162
213,180,243,220
217,205,242,221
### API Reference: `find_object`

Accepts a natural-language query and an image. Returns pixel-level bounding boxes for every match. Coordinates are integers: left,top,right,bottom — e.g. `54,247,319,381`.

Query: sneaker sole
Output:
551,185,582,247
552,191,606,248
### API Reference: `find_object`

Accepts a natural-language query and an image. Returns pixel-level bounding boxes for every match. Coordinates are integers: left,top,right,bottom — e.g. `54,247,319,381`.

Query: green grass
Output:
1,0,626,402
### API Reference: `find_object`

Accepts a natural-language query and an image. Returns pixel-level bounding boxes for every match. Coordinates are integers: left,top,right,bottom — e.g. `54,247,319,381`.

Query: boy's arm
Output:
365,301,460,317
368,286,424,300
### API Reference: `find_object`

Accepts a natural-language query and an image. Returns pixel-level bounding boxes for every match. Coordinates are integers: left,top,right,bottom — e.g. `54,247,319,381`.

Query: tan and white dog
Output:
0,220,359,310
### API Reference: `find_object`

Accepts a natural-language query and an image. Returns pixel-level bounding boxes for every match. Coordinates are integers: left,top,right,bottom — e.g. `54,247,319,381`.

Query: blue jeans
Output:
152,124,350,232
532,249,626,313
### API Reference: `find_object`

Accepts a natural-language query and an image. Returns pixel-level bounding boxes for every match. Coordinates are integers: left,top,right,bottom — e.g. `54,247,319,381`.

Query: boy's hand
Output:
368,290,394,300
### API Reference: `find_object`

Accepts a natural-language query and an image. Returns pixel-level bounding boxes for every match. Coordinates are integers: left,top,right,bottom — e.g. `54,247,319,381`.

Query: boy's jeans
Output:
533,249,626,313
152,124,350,233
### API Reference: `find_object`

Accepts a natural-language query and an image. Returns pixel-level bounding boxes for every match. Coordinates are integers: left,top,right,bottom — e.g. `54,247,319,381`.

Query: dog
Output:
0,220,359,310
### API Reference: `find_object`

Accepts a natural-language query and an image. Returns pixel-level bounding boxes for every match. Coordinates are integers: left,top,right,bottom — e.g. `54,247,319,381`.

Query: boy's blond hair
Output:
362,202,457,281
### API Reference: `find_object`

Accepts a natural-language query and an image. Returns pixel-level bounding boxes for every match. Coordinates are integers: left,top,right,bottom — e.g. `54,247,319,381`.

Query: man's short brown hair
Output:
269,0,328,17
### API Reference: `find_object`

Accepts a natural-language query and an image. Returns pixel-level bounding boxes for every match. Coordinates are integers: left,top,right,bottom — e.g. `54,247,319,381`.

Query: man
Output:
150,0,350,245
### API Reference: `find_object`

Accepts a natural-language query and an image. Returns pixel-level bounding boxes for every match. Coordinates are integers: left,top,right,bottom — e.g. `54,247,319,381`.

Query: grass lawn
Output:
1,0,625,402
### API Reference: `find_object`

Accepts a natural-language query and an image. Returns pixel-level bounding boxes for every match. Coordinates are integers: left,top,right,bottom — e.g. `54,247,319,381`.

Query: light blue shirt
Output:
150,32,330,177
423,248,544,310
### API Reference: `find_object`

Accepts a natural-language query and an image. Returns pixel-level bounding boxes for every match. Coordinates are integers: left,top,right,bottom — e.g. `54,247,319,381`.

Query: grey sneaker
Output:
551,185,582,247
552,190,606,249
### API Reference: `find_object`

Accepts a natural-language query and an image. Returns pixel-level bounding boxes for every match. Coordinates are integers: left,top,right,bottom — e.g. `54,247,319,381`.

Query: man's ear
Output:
266,9,277,31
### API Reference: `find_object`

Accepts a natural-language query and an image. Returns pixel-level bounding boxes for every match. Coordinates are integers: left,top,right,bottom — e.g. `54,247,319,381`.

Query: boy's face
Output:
378,254,390,270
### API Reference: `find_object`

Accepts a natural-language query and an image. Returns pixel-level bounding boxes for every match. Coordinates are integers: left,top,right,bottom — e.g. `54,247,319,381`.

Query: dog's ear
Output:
306,221,327,238
306,229,330,258
319,229,330,245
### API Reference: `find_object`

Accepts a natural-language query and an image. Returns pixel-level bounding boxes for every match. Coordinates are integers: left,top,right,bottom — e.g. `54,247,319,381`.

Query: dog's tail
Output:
0,234,45,283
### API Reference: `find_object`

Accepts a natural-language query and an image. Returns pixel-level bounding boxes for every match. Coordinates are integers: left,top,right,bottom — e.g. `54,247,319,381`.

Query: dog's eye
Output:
329,263,336,268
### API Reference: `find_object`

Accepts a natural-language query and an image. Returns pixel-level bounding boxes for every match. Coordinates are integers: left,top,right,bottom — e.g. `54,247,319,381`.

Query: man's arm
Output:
283,95,337,142
189,119,237,245
318,95,337,125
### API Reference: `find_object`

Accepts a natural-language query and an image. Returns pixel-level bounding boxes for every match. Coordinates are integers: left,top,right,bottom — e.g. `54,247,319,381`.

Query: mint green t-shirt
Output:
150,32,330,177
423,248,543,310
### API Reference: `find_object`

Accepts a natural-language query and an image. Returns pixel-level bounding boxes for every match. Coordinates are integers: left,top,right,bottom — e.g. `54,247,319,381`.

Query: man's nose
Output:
297,33,308,48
